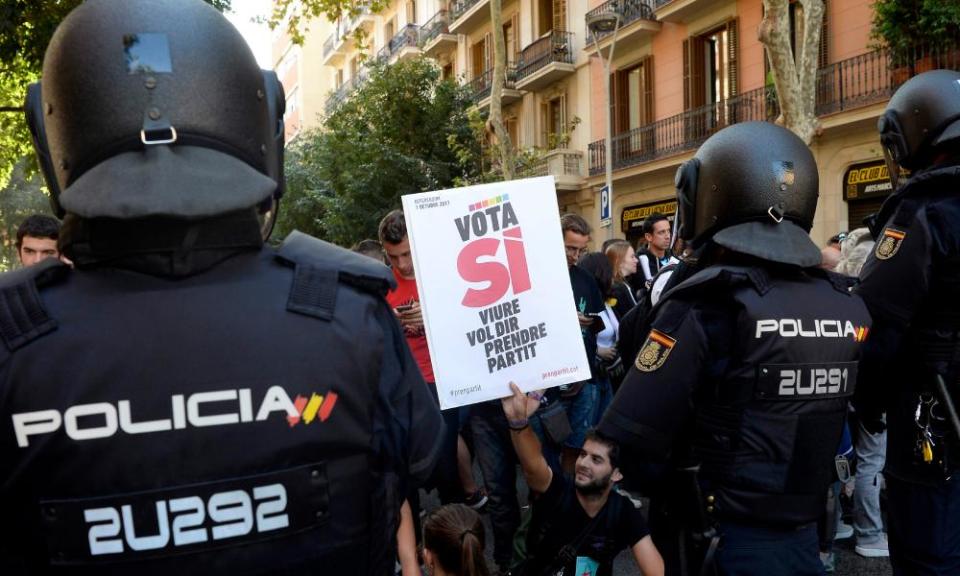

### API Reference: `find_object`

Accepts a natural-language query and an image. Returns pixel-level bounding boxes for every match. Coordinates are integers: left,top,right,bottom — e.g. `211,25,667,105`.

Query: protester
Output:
629,212,674,297
423,504,490,576
502,382,664,576
578,251,623,396
15,214,60,266
605,240,638,320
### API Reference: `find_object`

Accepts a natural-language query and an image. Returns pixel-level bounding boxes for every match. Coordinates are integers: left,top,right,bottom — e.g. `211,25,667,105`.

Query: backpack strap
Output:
0,259,70,352
275,231,396,321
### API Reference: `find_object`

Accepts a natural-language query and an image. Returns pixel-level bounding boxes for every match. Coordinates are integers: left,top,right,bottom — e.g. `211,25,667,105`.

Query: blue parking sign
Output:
600,185,611,226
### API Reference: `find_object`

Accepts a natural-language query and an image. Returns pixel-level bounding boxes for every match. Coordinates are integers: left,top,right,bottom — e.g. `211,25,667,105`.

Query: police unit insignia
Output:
875,227,906,260
636,329,676,372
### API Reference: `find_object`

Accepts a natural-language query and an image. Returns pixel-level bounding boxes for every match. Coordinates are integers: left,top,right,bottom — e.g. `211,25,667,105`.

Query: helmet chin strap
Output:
671,205,681,246
882,145,902,193
258,197,280,241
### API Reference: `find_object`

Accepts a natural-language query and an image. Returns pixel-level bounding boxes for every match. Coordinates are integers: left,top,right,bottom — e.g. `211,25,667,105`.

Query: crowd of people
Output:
344,201,888,576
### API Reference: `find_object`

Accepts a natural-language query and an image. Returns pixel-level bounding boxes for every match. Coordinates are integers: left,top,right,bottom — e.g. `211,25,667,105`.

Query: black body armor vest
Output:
660,265,871,527
0,232,414,575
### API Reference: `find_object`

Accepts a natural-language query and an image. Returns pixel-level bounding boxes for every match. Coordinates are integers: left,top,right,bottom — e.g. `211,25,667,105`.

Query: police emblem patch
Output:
635,329,677,372
875,227,905,260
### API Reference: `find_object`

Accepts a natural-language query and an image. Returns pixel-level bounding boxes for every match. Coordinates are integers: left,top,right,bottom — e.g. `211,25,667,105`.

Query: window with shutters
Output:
763,2,829,79
683,20,739,139
504,15,519,65
336,68,344,89
612,57,654,158
384,18,396,48
537,0,565,36
541,94,566,148
406,0,416,24
471,35,490,79
553,0,567,35
763,1,829,113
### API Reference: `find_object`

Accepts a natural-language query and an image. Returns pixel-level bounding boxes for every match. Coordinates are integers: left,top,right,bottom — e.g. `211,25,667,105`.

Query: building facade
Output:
277,0,958,248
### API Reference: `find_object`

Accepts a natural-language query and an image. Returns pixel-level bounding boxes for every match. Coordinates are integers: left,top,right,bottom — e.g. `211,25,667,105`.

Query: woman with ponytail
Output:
423,504,490,576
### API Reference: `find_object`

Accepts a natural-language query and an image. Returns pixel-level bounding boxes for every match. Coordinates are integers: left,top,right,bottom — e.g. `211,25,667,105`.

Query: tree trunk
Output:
487,0,516,180
758,0,823,145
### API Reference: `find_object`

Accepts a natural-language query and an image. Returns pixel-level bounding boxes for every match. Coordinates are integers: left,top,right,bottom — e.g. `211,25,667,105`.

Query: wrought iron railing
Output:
345,4,372,31
451,0,485,24
522,149,584,179
465,67,519,102
377,23,421,61
517,31,575,80
324,72,368,116
589,42,960,175
653,0,676,7
322,34,337,58
588,85,777,175
585,0,656,42
419,10,452,47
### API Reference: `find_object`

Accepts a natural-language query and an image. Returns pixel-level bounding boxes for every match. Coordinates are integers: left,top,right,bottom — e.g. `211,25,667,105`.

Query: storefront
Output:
843,159,893,232
621,199,677,246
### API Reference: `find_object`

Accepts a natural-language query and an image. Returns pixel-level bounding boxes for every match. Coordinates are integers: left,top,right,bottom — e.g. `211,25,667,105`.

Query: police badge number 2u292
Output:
635,329,677,372
875,227,906,260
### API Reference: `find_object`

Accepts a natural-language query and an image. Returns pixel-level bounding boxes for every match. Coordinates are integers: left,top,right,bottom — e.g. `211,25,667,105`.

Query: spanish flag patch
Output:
875,227,905,260
635,329,677,373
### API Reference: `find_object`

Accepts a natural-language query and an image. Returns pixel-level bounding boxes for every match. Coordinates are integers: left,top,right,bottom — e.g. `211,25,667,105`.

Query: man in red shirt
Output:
379,210,434,382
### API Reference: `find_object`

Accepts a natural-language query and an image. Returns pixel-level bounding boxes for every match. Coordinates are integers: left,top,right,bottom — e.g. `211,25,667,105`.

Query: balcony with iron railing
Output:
345,4,376,33
450,0,490,34
584,0,659,53
587,43,960,175
588,85,777,175
321,18,352,65
465,67,522,108
377,23,421,62
516,31,576,92
419,10,457,57
324,71,368,116
520,148,584,190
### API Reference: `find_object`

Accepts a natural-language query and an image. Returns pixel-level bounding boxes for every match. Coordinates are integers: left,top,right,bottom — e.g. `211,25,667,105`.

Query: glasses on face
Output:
565,245,588,256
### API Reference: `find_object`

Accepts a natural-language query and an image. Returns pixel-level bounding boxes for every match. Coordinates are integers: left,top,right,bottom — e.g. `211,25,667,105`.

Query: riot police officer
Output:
0,0,443,574
598,122,871,575
856,69,960,575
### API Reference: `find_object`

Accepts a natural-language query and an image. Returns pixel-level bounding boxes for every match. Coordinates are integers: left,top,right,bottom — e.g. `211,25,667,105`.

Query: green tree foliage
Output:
0,55,37,189
872,0,960,58
269,0,387,49
274,57,478,247
0,160,54,272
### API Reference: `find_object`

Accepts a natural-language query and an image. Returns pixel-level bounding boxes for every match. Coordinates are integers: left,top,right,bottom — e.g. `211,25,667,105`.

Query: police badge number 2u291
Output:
635,329,676,372
875,227,906,260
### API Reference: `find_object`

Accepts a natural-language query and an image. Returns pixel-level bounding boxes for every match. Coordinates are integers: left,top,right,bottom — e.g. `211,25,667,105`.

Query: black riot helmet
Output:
878,69,960,189
25,0,285,234
674,122,821,267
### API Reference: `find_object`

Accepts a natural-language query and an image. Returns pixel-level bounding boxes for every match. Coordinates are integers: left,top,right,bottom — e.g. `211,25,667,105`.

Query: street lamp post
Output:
587,9,621,241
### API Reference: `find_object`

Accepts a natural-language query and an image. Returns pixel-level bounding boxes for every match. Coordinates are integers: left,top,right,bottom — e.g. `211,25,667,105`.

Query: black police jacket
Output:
0,222,443,575
857,161,960,485
600,262,870,528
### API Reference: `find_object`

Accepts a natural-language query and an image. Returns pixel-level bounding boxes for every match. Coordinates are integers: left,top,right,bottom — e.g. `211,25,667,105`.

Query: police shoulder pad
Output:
0,258,69,351
276,231,395,320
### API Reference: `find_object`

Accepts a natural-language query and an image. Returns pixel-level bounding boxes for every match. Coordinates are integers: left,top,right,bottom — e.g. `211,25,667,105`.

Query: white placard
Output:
402,176,592,409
